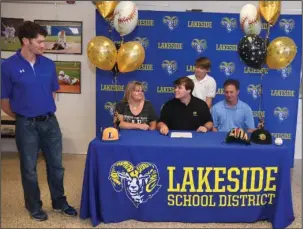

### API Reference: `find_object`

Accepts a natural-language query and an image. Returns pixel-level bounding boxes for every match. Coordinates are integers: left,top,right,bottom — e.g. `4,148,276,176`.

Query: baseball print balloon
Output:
113,1,138,36
240,4,259,32
243,17,262,35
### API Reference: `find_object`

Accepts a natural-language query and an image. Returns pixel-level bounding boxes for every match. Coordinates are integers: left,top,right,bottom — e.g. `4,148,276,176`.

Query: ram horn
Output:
108,161,134,192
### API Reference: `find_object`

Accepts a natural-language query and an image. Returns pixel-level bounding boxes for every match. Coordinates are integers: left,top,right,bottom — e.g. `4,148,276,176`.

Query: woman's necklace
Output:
131,103,141,110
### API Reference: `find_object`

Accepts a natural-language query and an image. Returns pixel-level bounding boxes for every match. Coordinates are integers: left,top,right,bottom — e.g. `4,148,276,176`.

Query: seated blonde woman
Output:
115,81,158,130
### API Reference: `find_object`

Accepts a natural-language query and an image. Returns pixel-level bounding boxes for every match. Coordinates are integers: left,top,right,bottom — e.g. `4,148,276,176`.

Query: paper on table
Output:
170,132,193,138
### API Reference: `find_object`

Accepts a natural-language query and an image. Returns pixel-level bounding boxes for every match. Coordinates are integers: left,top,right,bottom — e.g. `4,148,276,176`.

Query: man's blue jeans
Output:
15,114,67,213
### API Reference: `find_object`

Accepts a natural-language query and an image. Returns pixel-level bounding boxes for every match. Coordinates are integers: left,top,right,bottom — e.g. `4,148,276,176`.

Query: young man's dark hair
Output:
223,79,240,90
173,76,195,94
17,21,48,45
195,57,211,70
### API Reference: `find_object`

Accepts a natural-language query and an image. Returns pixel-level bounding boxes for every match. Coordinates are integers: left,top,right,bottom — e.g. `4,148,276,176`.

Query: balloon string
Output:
112,75,119,129
113,75,118,102
261,23,271,71
265,23,271,46
113,75,119,129
108,21,114,41
266,24,271,39
257,24,270,129
258,73,264,125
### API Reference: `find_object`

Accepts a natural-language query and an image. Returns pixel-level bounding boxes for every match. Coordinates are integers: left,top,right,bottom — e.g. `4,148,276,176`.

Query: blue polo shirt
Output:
211,100,255,132
1,50,60,117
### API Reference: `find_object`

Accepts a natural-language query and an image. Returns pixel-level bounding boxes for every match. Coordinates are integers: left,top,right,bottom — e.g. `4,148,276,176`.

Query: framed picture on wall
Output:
54,61,81,94
34,20,82,55
1,17,24,52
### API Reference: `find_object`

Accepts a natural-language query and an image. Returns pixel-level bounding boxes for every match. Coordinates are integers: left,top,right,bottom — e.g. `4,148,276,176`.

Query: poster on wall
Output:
54,61,81,94
34,20,82,55
1,17,24,51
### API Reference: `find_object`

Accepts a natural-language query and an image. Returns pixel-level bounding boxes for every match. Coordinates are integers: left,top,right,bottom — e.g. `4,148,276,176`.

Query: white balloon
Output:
243,18,262,35
240,4,258,30
113,1,138,36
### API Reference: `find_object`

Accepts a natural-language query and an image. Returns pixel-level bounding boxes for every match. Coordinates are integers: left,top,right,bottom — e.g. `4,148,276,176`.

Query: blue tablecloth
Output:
80,130,294,228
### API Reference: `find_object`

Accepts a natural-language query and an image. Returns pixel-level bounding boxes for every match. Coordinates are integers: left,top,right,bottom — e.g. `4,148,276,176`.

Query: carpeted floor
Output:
1,153,301,228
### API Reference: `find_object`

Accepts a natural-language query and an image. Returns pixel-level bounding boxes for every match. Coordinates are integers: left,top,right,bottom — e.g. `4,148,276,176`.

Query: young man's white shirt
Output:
187,74,217,102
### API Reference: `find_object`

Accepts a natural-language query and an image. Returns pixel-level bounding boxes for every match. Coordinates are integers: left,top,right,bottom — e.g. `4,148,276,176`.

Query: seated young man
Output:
211,79,255,132
157,76,213,135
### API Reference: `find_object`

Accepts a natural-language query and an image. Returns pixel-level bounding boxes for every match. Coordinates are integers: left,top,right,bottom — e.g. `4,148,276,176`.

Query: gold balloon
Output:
96,1,119,21
266,37,297,69
87,36,117,71
117,41,145,73
259,1,281,26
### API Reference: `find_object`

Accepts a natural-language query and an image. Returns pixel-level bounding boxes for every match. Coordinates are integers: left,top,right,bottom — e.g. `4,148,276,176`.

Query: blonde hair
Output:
122,81,145,103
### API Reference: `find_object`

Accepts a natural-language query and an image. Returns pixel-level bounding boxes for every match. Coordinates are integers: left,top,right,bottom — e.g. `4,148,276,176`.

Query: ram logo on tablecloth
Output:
108,161,162,208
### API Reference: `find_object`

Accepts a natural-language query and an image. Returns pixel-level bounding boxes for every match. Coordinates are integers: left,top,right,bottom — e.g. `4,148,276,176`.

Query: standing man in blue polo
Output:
211,79,255,132
1,21,77,221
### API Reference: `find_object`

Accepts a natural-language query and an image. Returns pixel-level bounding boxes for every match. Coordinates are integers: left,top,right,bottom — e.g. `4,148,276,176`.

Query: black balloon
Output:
238,35,267,70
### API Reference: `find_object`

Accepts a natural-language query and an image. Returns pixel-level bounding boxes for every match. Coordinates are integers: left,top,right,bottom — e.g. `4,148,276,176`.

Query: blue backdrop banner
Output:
95,10,302,163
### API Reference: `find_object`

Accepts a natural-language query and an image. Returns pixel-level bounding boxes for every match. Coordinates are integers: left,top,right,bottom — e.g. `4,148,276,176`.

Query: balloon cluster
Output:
95,1,138,37
238,1,297,70
87,1,145,74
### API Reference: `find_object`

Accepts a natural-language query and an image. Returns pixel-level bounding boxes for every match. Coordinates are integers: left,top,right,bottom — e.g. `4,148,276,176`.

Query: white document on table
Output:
170,132,193,138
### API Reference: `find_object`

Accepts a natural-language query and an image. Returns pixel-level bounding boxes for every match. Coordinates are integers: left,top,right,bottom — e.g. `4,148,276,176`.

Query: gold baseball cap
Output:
102,127,119,141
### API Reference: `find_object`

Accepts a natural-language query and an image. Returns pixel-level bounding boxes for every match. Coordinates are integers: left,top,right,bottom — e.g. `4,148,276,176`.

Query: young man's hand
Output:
197,126,208,133
160,124,169,135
